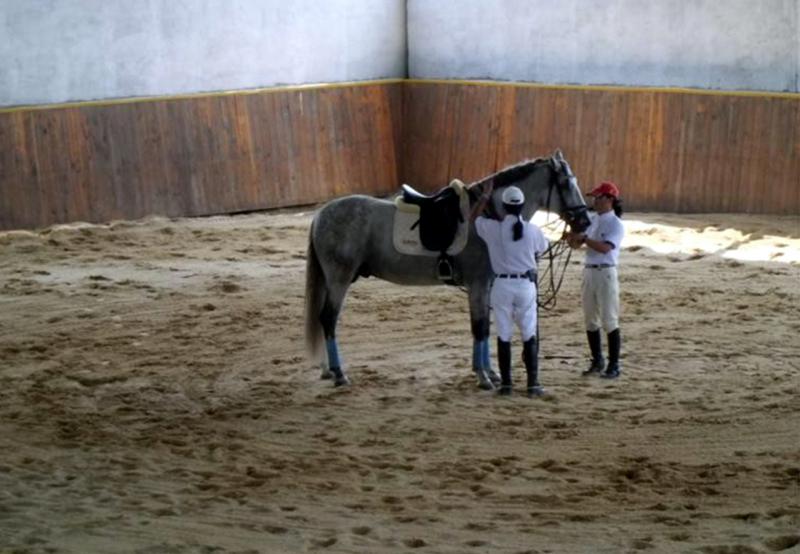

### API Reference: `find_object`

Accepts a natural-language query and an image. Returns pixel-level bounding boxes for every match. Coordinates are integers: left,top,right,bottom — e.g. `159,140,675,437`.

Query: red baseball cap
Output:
587,181,620,198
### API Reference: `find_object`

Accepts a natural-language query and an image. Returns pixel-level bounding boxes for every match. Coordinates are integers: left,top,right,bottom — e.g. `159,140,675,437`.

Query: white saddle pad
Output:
392,180,470,257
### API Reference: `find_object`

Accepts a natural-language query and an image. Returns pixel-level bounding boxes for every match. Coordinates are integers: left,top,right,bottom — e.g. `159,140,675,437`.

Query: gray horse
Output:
305,150,591,389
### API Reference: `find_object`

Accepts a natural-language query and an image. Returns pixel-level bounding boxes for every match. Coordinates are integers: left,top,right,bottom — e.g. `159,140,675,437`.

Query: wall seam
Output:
404,0,410,79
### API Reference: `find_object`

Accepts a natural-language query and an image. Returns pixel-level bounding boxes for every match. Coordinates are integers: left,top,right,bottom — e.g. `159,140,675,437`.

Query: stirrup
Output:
437,257,454,281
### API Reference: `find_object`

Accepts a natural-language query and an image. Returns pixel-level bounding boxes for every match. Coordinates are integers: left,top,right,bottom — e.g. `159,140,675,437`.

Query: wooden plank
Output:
374,84,402,196
0,112,36,228
782,100,800,213
501,86,538,167
571,89,604,195
445,84,499,184
401,83,457,190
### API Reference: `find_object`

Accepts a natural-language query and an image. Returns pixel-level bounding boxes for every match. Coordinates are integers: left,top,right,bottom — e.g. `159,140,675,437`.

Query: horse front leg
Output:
469,285,499,390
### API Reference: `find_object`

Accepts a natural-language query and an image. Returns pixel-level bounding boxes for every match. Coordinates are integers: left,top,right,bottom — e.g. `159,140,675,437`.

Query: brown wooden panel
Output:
401,82,800,215
402,83,461,189
0,82,403,230
0,112,36,227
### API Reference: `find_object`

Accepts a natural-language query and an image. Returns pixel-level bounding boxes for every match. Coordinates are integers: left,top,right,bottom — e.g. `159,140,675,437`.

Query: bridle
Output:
545,162,588,232
462,159,589,308
536,162,589,310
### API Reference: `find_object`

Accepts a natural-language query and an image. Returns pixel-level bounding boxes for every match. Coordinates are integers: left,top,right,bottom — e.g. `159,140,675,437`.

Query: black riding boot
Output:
602,329,621,379
582,330,605,375
523,336,545,397
497,338,512,395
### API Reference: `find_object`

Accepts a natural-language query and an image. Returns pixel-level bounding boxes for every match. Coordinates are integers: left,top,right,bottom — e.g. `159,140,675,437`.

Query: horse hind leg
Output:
319,280,352,387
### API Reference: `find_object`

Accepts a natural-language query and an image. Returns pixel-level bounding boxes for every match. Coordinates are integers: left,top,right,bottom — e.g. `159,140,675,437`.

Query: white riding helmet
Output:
501,186,525,205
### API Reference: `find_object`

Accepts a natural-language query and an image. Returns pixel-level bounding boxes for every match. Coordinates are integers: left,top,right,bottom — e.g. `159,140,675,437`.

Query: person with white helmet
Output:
566,181,625,379
473,181,550,397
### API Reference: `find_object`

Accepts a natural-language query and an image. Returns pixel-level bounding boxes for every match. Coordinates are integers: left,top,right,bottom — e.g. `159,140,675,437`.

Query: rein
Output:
536,219,572,310
532,178,567,310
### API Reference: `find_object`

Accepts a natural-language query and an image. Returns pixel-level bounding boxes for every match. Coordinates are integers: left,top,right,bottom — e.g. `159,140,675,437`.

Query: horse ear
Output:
551,150,563,171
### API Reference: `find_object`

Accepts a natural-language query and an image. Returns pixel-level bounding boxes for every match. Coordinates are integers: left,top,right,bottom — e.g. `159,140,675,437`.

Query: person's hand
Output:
471,180,495,222
565,232,586,248
481,180,494,200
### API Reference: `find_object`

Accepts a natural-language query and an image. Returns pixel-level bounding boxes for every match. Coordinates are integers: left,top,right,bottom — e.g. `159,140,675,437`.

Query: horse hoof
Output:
486,369,501,385
333,376,351,387
475,370,495,390
320,369,333,380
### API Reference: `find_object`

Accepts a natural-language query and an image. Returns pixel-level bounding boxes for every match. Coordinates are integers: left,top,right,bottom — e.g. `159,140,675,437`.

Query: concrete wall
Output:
408,0,800,93
0,0,406,107
5,0,797,107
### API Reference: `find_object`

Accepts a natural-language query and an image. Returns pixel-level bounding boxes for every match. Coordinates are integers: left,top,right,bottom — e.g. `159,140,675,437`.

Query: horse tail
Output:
304,221,326,363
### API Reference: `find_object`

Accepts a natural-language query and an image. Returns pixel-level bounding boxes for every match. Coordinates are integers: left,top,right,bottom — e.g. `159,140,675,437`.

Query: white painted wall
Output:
3,0,797,107
0,0,406,107
408,0,800,93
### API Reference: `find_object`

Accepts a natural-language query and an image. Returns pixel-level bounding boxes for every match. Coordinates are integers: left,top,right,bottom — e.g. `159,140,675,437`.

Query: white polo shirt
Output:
584,211,625,266
475,215,549,274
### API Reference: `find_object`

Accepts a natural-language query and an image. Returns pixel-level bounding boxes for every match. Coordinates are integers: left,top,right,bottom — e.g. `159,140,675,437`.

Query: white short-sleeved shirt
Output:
475,215,549,274
584,211,625,266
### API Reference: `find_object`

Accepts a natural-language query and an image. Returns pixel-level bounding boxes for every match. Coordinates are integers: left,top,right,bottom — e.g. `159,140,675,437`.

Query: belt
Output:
585,264,616,269
496,273,530,279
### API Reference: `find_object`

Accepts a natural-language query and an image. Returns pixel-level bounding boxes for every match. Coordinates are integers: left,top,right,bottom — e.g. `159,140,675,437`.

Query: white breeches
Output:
582,266,620,333
490,279,537,342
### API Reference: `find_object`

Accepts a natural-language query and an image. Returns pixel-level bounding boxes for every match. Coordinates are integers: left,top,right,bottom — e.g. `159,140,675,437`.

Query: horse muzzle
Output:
565,207,591,233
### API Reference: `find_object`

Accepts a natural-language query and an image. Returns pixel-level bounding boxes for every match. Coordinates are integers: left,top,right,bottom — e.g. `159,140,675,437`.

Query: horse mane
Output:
468,157,548,192
466,157,550,217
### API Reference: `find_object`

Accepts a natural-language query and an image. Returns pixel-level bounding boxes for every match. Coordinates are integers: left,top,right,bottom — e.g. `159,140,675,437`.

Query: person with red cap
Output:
566,181,625,379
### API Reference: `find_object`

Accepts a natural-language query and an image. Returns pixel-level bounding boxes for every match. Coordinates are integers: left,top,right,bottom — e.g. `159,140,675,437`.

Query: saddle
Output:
394,181,468,284
401,184,463,252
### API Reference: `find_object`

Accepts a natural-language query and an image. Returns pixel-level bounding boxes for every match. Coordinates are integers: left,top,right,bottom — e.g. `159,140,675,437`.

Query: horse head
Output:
547,150,591,233
470,151,590,232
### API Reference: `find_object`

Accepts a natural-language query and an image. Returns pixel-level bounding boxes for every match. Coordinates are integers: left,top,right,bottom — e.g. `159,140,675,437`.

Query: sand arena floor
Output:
0,208,798,553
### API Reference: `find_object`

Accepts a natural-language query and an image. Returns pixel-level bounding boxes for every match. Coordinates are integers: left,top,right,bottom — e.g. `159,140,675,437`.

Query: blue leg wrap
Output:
481,338,491,370
473,339,491,370
326,338,341,370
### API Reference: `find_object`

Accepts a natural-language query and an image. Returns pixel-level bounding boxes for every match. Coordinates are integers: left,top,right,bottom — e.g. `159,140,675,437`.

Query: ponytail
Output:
613,198,624,218
504,203,525,241
512,215,524,241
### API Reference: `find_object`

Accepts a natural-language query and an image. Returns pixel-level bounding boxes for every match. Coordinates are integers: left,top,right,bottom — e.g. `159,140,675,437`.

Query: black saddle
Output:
401,184,458,206
400,184,463,253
